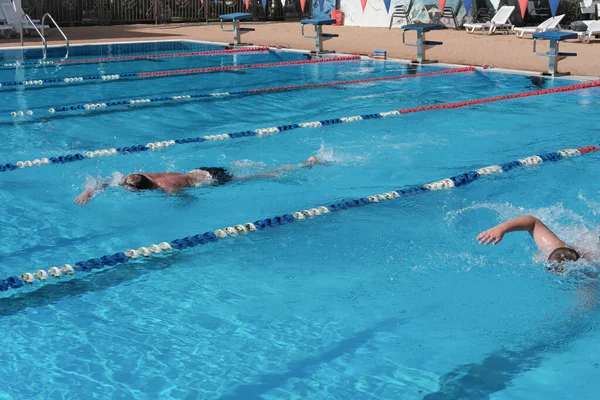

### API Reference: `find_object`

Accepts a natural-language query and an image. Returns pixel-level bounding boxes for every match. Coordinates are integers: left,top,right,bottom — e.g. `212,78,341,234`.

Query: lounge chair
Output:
0,0,47,35
577,20,600,43
0,15,13,37
513,14,564,38
389,0,414,29
463,5,515,34
579,0,597,16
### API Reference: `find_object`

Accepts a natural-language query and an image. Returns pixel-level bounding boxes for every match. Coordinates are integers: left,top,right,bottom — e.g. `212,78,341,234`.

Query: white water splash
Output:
315,141,367,165
446,201,600,263
84,171,125,190
230,159,267,169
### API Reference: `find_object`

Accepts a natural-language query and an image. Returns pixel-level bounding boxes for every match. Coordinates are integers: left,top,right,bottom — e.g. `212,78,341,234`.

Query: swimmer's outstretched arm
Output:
233,156,326,181
74,182,110,206
477,215,567,254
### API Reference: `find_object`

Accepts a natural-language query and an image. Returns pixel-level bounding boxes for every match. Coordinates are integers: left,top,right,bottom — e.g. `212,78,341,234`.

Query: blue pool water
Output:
0,40,599,399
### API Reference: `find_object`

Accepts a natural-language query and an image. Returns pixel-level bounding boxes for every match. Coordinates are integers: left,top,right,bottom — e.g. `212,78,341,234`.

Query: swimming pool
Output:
1,40,599,399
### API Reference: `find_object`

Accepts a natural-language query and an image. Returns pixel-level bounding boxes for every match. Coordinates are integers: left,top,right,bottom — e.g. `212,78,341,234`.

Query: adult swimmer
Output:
75,155,325,205
478,215,598,270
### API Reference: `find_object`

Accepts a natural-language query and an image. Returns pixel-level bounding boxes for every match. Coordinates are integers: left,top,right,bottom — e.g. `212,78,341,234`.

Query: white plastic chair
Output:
463,5,515,34
577,20,600,43
0,0,47,33
513,14,564,38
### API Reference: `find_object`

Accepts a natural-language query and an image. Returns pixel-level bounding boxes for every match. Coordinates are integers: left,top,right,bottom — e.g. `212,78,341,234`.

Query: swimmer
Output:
75,156,325,205
477,215,597,267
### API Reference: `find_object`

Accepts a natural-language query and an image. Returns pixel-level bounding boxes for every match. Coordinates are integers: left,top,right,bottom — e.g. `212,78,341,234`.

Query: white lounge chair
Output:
513,14,564,38
464,5,515,34
0,0,47,35
577,20,600,43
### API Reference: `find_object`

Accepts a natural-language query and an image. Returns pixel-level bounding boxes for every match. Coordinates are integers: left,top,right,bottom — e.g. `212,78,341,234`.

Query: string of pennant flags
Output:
203,0,569,18
331,0,564,19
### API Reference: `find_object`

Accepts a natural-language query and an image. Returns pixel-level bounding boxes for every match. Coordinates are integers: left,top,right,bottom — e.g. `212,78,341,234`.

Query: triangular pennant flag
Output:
280,0,285,6
361,0,367,12
213,0,217,5
584,0,592,6
517,0,527,17
463,0,472,14
438,0,446,12
262,0,267,8
245,0,250,8
300,0,306,12
383,0,391,12
318,0,324,10
548,0,559,15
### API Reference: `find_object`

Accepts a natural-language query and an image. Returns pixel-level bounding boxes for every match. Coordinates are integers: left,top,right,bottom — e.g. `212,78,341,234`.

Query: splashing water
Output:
446,201,600,268
84,171,125,190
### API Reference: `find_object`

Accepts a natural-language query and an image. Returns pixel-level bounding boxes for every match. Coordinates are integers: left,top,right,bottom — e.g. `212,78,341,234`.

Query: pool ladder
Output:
20,13,69,59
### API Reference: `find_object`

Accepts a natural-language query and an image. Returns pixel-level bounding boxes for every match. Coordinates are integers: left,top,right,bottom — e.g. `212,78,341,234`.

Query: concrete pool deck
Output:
2,22,599,77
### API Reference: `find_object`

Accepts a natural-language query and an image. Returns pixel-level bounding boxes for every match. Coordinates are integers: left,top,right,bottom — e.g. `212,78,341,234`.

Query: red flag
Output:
438,0,446,11
518,0,527,17
300,0,306,11
245,0,250,8
361,0,367,12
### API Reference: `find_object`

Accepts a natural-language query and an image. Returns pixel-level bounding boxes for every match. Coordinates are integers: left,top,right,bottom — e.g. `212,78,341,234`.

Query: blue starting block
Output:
533,31,578,77
220,13,254,46
401,23,443,64
301,18,338,54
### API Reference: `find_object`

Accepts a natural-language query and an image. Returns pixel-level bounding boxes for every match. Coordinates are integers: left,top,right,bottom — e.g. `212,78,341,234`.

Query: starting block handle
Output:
220,19,236,32
402,29,417,47
301,24,318,39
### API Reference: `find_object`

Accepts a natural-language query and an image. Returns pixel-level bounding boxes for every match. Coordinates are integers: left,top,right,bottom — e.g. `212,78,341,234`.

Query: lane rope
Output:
0,46,270,69
8,66,475,117
2,79,598,173
0,55,360,90
2,144,597,292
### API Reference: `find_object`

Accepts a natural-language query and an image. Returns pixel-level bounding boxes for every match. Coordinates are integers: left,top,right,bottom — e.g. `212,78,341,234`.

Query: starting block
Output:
532,31,578,77
401,23,443,64
301,18,339,54
220,13,254,46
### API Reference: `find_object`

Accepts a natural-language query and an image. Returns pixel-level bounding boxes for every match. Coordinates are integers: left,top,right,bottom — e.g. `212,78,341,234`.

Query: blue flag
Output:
548,0,560,15
262,0,267,8
383,0,391,13
319,0,324,10
463,0,472,14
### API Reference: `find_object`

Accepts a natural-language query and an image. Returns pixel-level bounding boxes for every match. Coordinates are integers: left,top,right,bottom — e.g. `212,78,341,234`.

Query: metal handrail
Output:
20,14,46,57
41,13,69,58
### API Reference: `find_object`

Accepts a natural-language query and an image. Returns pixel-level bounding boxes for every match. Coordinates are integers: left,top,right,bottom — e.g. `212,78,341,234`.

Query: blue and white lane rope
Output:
6,67,474,117
1,144,597,292
0,55,359,91
1,80,598,174
0,46,270,70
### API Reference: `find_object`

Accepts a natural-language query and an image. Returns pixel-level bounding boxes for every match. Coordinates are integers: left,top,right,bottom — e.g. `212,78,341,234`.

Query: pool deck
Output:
3,22,600,77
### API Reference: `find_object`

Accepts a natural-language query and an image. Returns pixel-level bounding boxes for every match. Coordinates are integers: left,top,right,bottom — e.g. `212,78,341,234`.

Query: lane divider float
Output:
1,79,598,173
0,46,270,69
0,55,360,90
8,66,474,117
1,144,597,292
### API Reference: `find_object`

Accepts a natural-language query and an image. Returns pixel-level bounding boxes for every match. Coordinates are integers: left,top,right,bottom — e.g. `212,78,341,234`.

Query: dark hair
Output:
547,247,580,264
124,174,154,190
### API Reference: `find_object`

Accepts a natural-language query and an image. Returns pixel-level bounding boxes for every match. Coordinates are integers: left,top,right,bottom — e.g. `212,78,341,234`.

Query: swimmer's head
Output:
121,174,155,191
545,247,580,273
